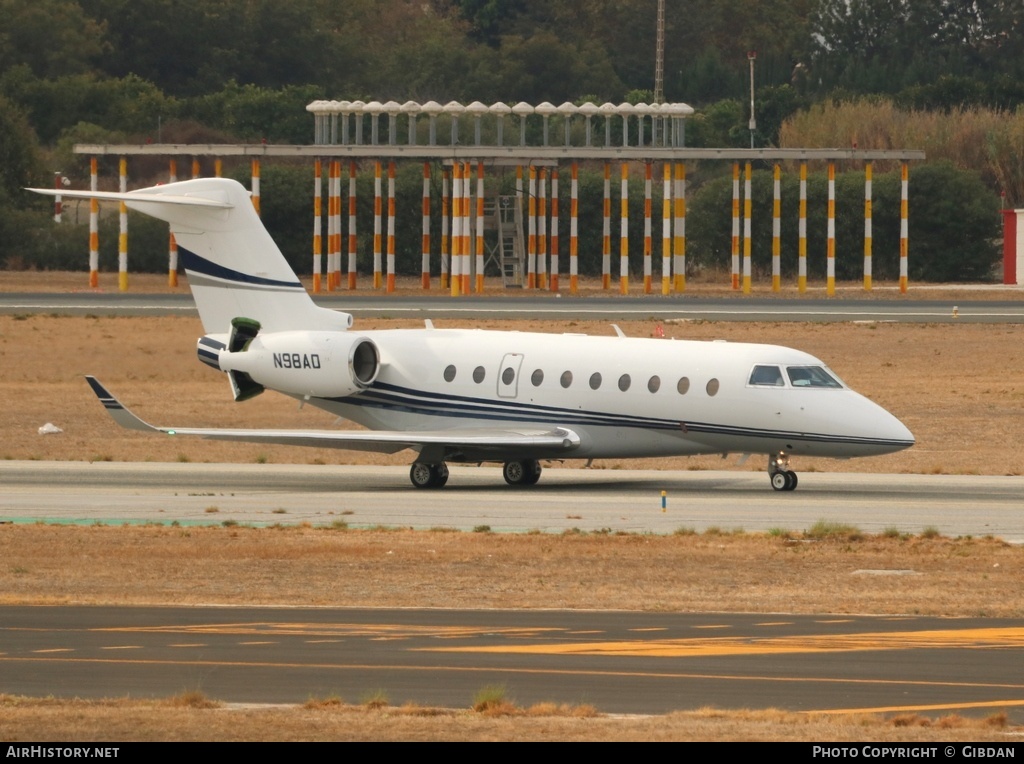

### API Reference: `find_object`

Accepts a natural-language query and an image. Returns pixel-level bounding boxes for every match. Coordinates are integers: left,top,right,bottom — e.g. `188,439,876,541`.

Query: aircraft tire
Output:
433,462,449,488
771,470,799,491
410,462,447,489
771,471,789,491
504,459,542,486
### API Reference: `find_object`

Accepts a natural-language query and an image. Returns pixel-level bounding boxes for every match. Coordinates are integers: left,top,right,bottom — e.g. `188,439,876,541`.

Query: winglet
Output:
85,376,163,433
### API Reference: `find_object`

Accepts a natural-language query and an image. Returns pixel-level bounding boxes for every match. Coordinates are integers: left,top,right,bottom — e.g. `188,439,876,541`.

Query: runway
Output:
2,605,1023,719
3,292,1024,323
2,461,1023,541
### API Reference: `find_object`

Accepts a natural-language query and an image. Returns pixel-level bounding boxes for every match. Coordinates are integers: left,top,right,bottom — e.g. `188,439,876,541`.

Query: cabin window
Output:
589,372,602,390
560,371,573,388
706,378,720,396
618,374,631,392
501,366,516,386
531,369,544,386
749,365,784,387
472,366,485,384
648,375,661,393
787,366,843,388
677,377,690,395
443,364,457,382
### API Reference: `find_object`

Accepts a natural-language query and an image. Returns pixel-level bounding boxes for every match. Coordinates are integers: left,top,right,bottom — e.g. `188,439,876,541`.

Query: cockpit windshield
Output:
748,365,784,386
787,366,843,388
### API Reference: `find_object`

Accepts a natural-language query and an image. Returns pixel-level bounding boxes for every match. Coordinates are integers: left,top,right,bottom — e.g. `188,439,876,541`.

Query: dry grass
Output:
1,525,1020,616
0,694,1016,741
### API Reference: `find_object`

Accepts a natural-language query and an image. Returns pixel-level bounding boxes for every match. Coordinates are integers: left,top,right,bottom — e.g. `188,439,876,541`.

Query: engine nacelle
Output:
218,331,380,398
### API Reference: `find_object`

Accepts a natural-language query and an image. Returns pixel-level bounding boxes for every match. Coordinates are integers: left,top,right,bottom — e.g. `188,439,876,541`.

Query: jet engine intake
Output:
218,330,380,399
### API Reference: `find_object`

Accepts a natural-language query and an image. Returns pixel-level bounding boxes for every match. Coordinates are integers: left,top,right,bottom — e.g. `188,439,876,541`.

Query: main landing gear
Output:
768,452,798,492
409,462,449,488
409,460,543,488
502,459,542,486
407,458,544,487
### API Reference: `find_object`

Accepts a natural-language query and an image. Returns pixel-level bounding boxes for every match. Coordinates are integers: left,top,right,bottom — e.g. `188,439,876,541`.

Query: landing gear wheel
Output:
410,462,448,489
768,452,798,492
503,459,542,486
770,470,798,492
771,471,789,491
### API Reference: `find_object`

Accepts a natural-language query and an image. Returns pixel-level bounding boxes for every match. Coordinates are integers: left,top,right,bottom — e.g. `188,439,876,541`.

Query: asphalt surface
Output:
3,292,1024,322
2,462,1023,541
3,605,1023,719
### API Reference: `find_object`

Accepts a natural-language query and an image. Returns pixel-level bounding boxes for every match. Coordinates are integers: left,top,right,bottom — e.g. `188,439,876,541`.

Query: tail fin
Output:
28,178,351,335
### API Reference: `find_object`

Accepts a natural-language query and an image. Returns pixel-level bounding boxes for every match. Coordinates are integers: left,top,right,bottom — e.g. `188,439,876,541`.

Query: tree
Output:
0,0,106,78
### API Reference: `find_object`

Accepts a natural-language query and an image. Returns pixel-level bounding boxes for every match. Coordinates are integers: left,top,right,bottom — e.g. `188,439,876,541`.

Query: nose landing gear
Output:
768,453,798,491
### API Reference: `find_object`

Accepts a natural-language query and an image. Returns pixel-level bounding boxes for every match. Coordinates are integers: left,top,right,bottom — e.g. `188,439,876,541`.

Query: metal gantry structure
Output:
73,98,924,294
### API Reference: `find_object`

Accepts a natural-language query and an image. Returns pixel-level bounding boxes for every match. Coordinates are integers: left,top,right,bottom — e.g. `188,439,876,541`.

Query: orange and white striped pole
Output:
53,171,62,223
327,160,339,290
386,161,396,293
191,159,200,180
798,162,807,293
475,161,485,293
827,161,836,296
440,168,449,290
673,163,686,292
421,163,431,289
312,160,323,293
569,162,579,295
450,162,462,296
214,158,222,178
620,162,629,294
250,159,260,215
602,162,611,289
731,162,740,290
661,163,671,295
168,159,178,287
515,165,523,287
900,162,909,293
538,167,547,290
864,162,873,291
118,157,128,292
527,166,537,289
462,162,472,295
89,157,98,288
742,161,752,295
772,163,781,292
550,167,559,292
373,161,383,289
347,161,358,289
643,162,652,294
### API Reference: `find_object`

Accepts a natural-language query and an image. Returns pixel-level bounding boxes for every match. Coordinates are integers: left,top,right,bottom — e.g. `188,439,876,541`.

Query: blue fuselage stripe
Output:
328,382,910,449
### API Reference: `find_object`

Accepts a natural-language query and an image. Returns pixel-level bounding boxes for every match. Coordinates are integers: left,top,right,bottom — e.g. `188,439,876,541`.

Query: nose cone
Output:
791,390,914,457
843,392,915,456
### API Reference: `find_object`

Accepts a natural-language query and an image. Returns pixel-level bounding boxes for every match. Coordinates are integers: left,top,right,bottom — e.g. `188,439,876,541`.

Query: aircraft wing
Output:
85,376,580,456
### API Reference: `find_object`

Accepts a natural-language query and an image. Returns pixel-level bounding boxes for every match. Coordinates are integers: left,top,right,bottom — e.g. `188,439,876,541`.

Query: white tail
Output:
28,178,351,334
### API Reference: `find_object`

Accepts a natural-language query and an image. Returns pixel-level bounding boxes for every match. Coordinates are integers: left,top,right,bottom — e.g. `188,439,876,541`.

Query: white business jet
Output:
31,178,914,491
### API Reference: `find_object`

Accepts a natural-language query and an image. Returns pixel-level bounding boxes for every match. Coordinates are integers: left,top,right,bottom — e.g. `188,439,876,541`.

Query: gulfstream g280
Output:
31,178,914,491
